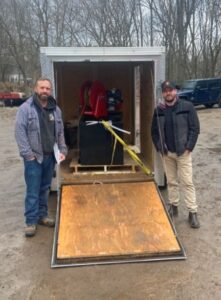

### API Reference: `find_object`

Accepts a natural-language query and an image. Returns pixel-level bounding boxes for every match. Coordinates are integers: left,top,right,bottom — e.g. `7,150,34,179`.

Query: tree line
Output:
0,0,221,85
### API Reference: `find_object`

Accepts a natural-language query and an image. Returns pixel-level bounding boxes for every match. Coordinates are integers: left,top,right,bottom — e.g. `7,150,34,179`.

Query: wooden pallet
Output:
69,149,142,174
69,161,139,174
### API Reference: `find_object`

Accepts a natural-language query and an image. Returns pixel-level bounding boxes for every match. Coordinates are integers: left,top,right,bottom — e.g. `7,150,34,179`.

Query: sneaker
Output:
38,217,55,227
168,204,178,217
25,224,37,237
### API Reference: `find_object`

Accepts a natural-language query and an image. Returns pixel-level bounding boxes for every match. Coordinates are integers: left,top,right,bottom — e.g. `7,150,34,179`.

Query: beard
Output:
165,98,177,107
163,93,177,106
39,93,48,101
164,95,176,103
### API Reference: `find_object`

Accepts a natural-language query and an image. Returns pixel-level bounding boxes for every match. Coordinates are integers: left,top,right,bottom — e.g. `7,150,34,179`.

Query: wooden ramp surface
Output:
56,181,181,263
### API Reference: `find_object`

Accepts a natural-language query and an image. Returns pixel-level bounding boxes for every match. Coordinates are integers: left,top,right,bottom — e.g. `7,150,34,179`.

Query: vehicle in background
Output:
0,92,26,107
178,78,221,108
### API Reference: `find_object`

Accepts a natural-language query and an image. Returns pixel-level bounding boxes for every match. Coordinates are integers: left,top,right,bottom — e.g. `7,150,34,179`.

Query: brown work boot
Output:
38,217,55,227
188,212,200,229
25,224,37,237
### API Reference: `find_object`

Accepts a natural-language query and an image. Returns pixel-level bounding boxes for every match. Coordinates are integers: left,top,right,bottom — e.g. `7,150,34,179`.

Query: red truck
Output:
0,91,26,107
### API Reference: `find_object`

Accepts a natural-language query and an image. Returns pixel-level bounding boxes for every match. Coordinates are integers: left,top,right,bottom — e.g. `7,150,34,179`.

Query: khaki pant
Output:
163,151,198,212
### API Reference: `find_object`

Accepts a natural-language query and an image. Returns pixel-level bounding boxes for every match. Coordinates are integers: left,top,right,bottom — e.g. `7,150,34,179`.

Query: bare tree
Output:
198,0,221,77
0,0,30,82
0,21,14,81
0,0,221,83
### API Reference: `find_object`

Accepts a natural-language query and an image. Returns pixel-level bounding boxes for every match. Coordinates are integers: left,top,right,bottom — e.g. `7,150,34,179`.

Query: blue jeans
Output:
24,155,55,225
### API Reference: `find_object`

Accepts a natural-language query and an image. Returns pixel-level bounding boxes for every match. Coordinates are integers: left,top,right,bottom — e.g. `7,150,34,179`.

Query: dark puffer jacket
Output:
151,99,200,156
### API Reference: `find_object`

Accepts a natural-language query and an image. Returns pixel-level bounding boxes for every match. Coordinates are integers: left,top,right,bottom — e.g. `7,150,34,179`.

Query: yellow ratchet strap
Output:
110,136,117,165
101,120,151,175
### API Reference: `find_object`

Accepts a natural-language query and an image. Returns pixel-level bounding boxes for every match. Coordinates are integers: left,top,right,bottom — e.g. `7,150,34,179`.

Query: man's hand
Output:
28,156,35,161
184,149,191,155
59,153,65,162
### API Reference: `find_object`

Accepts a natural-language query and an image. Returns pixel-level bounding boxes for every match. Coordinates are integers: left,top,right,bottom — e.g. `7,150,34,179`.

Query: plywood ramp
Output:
54,181,184,265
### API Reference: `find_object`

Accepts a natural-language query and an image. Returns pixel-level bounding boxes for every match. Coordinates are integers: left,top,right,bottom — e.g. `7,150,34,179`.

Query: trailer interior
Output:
54,61,154,181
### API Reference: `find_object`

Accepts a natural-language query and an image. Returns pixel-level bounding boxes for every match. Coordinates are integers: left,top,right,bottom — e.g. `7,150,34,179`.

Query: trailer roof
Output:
40,47,165,62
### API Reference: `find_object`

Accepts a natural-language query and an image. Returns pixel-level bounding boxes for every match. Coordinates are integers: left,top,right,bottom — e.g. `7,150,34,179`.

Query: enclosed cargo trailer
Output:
40,47,186,267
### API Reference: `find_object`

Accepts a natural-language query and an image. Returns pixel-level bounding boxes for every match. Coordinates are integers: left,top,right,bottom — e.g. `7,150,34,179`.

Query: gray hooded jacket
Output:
15,95,67,163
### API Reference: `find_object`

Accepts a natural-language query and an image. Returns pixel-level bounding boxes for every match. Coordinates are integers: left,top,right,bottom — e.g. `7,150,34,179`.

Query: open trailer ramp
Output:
51,181,186,267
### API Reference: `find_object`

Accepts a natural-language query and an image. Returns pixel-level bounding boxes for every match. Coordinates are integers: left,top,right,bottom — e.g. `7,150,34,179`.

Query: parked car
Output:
178,78,221,108
0,92,26,107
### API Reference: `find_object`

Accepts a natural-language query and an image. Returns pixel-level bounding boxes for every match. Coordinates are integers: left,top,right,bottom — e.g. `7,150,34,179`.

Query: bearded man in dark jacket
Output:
151,80,200,228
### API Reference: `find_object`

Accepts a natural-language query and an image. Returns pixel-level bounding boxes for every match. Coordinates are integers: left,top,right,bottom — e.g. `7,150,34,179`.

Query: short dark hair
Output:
35,77,52,87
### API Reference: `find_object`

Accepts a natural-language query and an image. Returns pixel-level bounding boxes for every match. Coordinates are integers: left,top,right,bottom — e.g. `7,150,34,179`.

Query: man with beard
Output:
151,80,200,228
15,78,67,237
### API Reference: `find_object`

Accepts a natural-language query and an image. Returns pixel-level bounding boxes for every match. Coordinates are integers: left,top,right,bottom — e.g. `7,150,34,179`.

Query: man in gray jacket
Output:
151,80,200,228
15,78,67,237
